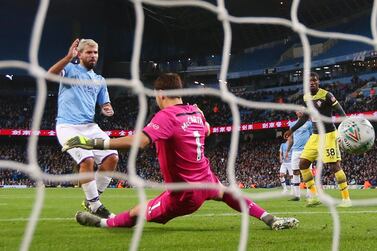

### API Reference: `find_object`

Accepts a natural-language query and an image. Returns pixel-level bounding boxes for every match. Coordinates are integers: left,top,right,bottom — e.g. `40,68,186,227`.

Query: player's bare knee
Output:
79,158,95,172
328,161,341,173
100,154,118,171
299,158,311,170
108,154,119,164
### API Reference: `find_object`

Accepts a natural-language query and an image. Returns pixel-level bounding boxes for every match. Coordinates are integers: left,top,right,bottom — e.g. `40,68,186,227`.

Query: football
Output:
337,117,375,154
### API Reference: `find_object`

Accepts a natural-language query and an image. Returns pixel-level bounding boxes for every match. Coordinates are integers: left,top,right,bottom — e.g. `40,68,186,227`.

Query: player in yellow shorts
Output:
284,72,351,207
301,131,341,164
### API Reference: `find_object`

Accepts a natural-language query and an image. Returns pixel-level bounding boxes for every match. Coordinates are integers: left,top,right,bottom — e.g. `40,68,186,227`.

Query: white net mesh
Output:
1,0,377,251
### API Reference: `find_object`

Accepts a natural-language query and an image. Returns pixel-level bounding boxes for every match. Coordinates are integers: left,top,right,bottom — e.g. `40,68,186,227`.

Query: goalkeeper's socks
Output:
106,211,136,228
260,212,274,227
82,180,102,212
335,170,350,200
300,168,317,196
100,218,109,228
222,192,266,219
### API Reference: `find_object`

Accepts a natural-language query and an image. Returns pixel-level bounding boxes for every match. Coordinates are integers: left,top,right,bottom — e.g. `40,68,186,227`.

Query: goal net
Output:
1,0,377,251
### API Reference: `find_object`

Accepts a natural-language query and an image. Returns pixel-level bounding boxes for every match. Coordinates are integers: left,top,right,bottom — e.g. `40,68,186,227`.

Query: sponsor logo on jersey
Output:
147,122,159,130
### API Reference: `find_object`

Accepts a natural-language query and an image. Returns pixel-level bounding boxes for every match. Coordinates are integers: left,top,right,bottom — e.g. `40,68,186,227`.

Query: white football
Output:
337,117,375,154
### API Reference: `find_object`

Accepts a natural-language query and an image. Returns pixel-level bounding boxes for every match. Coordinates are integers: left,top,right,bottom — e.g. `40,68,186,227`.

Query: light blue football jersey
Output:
56,63,110,125
280,142,292,163
289,120,313,151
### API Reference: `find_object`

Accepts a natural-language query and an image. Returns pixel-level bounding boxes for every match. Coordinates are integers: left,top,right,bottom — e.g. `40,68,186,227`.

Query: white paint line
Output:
1,210,377,222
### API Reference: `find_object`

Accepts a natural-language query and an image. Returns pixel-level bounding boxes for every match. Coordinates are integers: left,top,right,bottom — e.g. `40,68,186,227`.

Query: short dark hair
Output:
154,73,183,98
154,73,183,90
310,72,320,80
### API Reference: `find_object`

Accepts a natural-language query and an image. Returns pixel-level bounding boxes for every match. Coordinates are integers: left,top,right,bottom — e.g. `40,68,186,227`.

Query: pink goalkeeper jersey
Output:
143,104,212,183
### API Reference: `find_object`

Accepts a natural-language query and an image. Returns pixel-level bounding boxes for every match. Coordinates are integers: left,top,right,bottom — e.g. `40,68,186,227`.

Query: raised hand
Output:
67,39,80,60
47,38,81,75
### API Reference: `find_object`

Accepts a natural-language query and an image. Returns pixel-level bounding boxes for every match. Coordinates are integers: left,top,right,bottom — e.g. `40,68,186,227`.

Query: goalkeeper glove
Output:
62,136,105,152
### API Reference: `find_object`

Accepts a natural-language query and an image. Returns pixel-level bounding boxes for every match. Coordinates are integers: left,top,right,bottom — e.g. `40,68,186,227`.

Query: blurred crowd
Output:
1,75,377,188
1,139,376,188
1,76,377,130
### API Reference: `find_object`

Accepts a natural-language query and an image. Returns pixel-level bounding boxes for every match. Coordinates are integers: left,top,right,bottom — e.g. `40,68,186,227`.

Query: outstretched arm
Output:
48,39,79,75
109,133,150,149
283,114,309,139
62,132,151,152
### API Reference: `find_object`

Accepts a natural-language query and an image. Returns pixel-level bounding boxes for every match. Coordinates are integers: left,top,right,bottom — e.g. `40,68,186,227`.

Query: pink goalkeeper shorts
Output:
146,173,221,224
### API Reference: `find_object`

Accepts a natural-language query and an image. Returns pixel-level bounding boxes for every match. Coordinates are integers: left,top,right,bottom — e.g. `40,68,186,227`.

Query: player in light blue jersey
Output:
48,39,118,218
279,141,293,194
287,111,313,201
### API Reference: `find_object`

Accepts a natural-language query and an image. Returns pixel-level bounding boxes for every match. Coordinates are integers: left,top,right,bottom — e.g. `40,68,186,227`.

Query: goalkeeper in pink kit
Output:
63,73,299,230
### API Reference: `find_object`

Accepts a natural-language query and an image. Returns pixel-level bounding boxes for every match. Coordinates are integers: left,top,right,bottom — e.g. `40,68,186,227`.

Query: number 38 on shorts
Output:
300,131,341,163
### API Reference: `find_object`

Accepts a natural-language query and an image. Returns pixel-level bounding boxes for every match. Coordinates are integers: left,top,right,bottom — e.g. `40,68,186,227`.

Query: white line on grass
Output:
0,195,142,199
0,217,74,222
185,210,377,217
1,210,377,222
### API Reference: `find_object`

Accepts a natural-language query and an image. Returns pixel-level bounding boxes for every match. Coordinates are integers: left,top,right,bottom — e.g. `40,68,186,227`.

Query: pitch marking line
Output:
1,210,377,222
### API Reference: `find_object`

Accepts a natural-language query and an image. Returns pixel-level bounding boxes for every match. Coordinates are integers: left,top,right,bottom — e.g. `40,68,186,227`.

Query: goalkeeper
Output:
284,72,351,207
63,73,299,230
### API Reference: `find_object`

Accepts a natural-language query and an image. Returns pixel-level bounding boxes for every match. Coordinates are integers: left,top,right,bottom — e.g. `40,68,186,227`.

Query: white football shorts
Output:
279,162,293,175
291,150,303,171
56,123,118,165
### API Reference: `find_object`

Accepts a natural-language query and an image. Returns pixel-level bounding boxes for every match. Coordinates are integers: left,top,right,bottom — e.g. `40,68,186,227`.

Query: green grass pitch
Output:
1,188,377,251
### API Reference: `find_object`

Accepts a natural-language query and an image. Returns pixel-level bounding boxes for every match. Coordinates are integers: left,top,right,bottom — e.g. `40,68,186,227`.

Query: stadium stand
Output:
2,138,377,188
2,71,377,188
1,5,376,191
2,74,377,130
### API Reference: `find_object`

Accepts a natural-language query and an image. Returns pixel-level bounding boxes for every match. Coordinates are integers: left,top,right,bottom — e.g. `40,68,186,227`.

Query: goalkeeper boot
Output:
306,197,321,207
271,217,299,230
338,199,352,208
76,211,101,227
